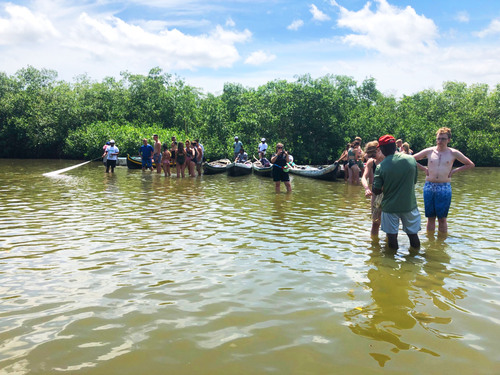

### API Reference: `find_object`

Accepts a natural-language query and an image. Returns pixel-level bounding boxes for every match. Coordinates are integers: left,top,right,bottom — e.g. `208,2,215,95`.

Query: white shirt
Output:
106,146,119,160
258,143,268,153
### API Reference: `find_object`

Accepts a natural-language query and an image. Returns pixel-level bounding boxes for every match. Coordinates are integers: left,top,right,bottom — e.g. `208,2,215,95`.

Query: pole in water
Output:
43,158,100,177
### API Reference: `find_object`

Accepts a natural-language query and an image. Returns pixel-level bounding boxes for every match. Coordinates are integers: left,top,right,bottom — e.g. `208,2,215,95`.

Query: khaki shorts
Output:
381,208,421,235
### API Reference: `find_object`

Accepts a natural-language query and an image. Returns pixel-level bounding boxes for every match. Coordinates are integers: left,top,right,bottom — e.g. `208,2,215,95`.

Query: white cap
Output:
110,139,115,143
261,138,266,142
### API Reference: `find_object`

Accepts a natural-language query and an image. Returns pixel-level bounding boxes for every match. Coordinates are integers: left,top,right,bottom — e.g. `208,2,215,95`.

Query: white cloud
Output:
475,19,500,38
245,50,276,66
333,0,438,56
0,4,59,44
310,4,330,22
455,11,469,23
226,17,236,27
287,19,304,31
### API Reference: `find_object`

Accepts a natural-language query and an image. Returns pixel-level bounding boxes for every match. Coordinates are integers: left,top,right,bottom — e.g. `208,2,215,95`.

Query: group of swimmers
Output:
337,137,414,185
139,135,205,178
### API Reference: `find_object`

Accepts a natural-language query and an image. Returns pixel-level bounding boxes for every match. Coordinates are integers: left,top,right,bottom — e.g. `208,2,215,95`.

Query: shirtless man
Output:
153,134,162,173
413,127,474,233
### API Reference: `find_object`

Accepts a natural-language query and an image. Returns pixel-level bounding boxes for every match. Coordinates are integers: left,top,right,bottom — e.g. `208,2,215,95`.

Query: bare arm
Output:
361,159,374,196
413,148,432,175
449,149,474,177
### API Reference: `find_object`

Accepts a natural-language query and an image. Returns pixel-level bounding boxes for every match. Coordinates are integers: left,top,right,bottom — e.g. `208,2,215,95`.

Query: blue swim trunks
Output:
423,181,452,218
142,157,152,168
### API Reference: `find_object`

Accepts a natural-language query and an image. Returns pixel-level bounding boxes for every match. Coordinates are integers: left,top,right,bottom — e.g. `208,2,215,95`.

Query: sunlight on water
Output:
0,160,499,374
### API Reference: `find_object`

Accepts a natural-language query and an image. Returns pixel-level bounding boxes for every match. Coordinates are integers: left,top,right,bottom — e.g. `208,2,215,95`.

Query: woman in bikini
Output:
176,142,187,178
185,140,196,177
162,144,171,177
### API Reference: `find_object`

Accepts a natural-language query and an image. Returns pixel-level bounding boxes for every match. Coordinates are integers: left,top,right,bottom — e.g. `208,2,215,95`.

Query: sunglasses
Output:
277,146,283,149
436,137,449,141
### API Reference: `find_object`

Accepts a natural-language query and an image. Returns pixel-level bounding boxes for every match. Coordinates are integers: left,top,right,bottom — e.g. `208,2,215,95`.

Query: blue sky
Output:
1,0,500,96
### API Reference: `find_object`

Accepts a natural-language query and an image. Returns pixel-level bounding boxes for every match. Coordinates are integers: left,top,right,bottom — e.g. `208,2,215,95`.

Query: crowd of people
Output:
102,127,475,247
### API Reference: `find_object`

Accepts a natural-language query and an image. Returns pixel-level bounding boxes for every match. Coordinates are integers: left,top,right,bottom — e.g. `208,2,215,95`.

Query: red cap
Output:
378,135,396,146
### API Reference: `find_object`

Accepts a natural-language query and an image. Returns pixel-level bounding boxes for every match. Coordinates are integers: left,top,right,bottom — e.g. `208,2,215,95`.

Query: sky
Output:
1,0,500,96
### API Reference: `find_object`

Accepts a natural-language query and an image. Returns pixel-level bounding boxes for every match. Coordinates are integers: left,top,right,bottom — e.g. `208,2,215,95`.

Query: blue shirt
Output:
140,144,154,159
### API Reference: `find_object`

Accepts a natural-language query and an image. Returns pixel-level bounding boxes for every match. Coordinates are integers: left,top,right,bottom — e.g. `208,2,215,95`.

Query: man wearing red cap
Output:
372,135,420,250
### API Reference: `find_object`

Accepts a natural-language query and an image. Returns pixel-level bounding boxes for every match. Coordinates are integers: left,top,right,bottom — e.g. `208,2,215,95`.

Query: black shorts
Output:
106,159,117,168
272,166,290,182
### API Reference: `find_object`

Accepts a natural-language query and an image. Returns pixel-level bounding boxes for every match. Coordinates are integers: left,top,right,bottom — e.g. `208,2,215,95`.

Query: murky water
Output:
0,159,499,374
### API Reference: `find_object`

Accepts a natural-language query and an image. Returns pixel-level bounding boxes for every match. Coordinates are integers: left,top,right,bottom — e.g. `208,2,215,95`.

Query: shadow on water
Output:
344,235,461,367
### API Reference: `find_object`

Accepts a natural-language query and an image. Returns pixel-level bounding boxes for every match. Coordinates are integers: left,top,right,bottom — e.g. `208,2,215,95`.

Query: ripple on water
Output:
0,163,499,374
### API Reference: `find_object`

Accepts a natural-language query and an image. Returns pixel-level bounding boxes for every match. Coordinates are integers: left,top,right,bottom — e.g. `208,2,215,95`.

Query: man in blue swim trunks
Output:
413,127,474,234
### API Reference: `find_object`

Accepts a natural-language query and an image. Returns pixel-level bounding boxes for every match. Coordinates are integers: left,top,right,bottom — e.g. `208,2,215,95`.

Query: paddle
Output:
43,157,102,177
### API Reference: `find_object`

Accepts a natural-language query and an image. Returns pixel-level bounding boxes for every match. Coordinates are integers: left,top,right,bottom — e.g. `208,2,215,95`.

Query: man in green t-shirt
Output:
372,135,420,250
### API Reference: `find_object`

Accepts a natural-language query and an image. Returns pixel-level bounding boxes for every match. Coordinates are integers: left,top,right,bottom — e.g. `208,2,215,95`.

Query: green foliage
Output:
0,66,498,166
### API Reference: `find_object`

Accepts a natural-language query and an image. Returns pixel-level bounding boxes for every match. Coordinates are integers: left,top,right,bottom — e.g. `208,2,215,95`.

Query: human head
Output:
436,127,451,140
171,136,176,141
378,135,396,156
153,134,158,140
234,136,239,141
178,142,185,151
353,141,360,148
239,148,245,154
402,142,410,153
354,136,362,144
142,138,148,145
276,143,284,150
109,139,115,145
396,139,403,147
185,139,190,146
261,138,266,143
364,141,378,159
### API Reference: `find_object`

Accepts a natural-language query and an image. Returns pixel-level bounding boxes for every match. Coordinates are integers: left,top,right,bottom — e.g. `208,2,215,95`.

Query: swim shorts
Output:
381,208,421,235
142,158,152,168
153,153,162,165
423,181,452,218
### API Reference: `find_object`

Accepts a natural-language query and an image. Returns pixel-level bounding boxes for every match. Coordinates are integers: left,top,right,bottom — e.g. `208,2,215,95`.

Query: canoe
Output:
126,154,158,169
252,160,273,177
227,161,252,176
203,159,231,175
289,162,339,181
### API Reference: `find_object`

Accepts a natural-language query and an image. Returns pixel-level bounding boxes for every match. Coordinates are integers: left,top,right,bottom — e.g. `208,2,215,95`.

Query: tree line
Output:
0,66,498,166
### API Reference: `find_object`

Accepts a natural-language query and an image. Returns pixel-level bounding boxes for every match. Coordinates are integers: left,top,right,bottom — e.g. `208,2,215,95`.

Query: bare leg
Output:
371,222,380,237
387,233,398,249
427,217,436,232
437,217,448,233
275,181,281,193
284,181,292,193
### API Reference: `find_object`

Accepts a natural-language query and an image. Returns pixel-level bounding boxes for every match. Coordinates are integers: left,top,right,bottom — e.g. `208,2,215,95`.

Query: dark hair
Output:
379,142,397,156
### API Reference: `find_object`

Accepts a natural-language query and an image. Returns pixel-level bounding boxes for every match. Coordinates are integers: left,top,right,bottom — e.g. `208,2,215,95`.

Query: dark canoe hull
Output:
252,162,273,177
127,154,157,169
203,159,231,175
227,162,252,176
289,162,339,181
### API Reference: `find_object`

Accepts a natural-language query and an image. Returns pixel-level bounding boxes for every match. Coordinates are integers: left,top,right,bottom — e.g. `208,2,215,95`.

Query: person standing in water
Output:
271,143,292,193
102,140,119,173
413,127,474,234
361,141,385,236
372,135,420,250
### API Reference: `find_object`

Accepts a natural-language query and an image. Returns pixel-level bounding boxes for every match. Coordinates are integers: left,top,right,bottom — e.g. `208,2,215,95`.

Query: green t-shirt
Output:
372,153,418,213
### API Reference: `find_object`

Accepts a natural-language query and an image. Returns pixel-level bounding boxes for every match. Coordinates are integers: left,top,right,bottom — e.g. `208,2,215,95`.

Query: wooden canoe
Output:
127,154,175,169
227,161,252,176
289,162,339,181
203,159,231,175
